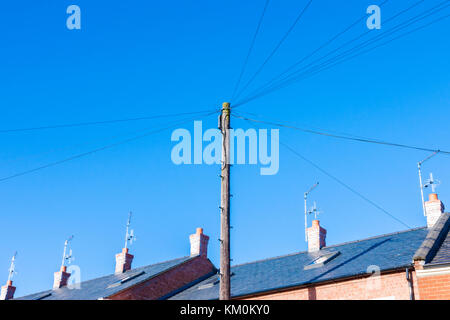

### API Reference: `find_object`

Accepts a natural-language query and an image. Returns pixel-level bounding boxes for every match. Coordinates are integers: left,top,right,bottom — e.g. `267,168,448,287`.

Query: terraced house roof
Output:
170,227,428,300
17,256,193,300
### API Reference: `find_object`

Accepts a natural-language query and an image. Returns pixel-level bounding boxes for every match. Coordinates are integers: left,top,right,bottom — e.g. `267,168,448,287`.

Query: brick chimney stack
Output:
0,280,16,300
53,266,71,289
307,220,327,252
189,228,209,258
115,248,134,274
425,193,445,228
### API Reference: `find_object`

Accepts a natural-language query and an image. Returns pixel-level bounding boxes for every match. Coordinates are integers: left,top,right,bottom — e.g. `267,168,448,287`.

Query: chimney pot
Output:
190,227,209,258
429,193,438,201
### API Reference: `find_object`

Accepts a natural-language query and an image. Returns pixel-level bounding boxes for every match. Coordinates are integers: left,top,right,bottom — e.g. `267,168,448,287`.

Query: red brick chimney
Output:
115,248,134,273
425,193,445,228
53,266,71,289
189,228,209,258
307,220,327,252
0,280,16,300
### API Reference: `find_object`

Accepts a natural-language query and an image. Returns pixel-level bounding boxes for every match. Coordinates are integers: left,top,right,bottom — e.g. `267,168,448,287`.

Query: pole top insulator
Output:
222,102,230,109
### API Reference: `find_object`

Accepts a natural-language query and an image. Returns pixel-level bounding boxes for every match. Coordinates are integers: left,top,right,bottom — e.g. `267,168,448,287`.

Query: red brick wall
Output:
242,270,419,300
108,256,215,300
416,273,450,300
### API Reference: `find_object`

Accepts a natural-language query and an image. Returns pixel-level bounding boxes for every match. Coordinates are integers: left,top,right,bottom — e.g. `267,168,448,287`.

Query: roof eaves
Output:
233,266,411,300
413,213,450,263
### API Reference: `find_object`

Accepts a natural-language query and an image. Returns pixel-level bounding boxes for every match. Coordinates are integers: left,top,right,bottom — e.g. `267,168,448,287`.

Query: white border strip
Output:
416,266,450,278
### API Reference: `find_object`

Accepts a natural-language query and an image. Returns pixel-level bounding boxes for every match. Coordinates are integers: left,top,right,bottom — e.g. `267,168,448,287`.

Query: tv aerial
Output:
124,212,136,249
417,152,439,216
61,235,74,268
304,182,319,242
424,173,440,194
308,201,321,220
7,251,18,282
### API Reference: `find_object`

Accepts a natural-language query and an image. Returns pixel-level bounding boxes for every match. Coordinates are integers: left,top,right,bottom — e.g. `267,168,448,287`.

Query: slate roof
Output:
429,226,450,265
414,213,450,265
170,227,428,300
17,256,193,300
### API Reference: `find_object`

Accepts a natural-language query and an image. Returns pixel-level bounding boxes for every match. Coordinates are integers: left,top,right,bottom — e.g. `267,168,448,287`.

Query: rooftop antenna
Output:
418,152,439,216
304,182,319,242
308,201,321,220
60,235,74,269
424,173,440,194
124,212,136,249
7,251,17,282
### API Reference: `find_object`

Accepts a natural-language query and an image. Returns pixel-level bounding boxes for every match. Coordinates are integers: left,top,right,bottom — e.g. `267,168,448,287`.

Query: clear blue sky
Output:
0,0,449,296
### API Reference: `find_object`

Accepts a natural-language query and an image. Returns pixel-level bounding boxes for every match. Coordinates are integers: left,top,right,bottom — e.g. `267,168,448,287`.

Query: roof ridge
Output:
132,255,191,271
231,226,426,269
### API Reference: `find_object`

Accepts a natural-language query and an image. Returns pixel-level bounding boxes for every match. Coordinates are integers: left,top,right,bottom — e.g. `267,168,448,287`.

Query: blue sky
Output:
0,0,449,296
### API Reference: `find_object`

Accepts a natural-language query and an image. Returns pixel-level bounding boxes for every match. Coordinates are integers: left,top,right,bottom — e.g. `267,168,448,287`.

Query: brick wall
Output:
416,268,450,300
108,256,215,300
242,270,419,300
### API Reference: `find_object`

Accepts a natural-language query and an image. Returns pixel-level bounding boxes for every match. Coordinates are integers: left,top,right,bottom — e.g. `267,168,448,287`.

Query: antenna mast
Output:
418,152,439,216
7,251,17,282
60,235,74,269
124,212,136,249
304,182,319,242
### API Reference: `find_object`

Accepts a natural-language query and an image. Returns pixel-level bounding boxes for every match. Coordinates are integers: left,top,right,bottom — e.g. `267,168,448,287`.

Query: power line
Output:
239,10,450,107
0,111,218,183
280,140,411,229
235,1,449,107
239,0,391,103
231,0,271,101
234,115,411,228
233,0,314,101
294,11,450,91
235,0,432,106
0,109,217,134
232,113,450,155
292,0,450,82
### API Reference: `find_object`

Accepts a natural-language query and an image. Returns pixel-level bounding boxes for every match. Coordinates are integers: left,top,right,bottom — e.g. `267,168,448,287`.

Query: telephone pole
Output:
219,102,231,300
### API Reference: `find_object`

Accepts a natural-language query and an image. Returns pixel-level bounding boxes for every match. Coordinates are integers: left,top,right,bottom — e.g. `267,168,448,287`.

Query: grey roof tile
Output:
429,229,450,265
170,227,428,300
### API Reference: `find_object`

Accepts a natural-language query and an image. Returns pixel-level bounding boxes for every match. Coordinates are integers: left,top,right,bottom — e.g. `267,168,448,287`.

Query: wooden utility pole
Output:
219,102,231,300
